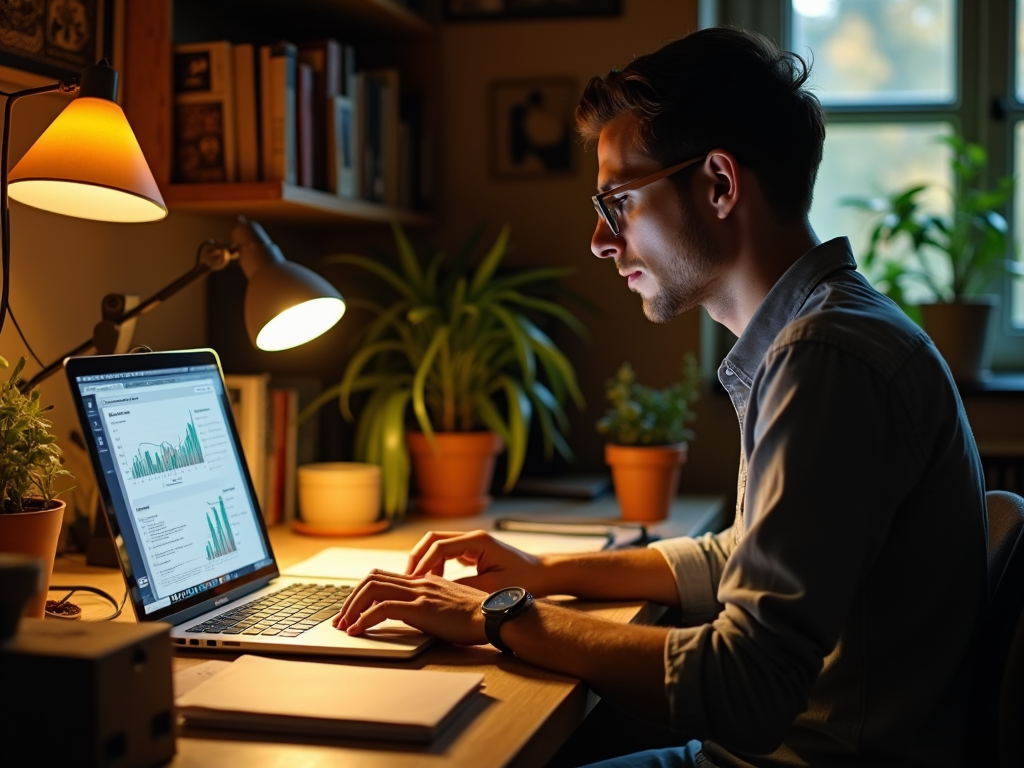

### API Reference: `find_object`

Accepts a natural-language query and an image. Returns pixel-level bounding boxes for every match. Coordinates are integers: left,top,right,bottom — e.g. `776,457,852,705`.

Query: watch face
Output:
484,587,525,611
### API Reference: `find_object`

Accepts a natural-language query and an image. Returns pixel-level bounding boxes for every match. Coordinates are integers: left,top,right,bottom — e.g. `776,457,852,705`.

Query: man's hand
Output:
333,569,489,646
406,529,548,594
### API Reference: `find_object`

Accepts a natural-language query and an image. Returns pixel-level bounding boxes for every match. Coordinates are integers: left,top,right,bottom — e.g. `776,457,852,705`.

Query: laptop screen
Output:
65,350,276,622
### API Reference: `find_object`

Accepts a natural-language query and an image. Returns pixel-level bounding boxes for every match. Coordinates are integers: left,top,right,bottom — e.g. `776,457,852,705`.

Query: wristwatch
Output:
481,586,534,654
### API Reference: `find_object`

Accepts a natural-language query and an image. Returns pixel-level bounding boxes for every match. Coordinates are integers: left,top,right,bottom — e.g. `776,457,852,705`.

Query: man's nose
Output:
591,217,620,259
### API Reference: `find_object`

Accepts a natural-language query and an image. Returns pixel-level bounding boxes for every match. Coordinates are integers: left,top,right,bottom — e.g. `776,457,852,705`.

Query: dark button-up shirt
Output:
651,237,987,767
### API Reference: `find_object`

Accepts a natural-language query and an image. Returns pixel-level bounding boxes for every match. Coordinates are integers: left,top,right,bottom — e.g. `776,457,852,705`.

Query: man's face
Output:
591,114,720,323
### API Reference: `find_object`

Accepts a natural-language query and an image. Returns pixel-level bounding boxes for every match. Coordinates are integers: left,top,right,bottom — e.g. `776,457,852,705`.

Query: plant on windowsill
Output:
842,134,1017,382
597,355,699,522
0,356,74,619
302,223,586,518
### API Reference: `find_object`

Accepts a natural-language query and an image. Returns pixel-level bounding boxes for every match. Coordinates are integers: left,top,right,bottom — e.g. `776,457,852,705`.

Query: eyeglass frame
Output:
591,154,706,237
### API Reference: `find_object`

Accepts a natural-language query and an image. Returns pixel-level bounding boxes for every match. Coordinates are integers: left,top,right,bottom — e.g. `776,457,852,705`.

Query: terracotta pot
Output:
920,298,997,383
407,432,503,517
0,500,66,618
605,443,688,522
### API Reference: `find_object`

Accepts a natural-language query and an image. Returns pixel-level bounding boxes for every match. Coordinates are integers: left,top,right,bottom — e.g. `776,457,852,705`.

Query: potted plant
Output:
304,223,585,518
597,356,699,522
843,134,1015,381
0,356,73,618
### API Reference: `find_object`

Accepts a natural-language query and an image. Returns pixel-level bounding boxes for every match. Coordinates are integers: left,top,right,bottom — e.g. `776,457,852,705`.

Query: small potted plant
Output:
0,356,73,618
303,223,585,518
843,134,1016,381
597,355,699,522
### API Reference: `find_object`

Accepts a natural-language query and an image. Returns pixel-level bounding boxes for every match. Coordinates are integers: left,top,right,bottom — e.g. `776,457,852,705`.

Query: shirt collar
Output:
721,237,857,388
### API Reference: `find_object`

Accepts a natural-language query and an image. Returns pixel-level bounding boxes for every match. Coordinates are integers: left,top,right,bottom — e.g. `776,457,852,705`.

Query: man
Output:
335,28,987,768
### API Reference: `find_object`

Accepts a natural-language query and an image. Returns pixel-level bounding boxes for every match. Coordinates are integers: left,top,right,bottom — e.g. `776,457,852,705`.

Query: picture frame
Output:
0,0,119,84
490,78,577,179
446,0,621,21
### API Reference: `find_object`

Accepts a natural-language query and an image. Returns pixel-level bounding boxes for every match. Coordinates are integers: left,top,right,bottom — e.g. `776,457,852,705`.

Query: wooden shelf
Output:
164,182,432,226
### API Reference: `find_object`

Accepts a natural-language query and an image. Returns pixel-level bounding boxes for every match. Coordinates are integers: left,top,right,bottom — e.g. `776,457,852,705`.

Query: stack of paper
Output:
176,655,483,742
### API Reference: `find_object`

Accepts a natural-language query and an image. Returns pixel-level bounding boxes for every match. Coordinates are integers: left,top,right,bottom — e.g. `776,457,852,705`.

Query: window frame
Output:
702,0,1024,371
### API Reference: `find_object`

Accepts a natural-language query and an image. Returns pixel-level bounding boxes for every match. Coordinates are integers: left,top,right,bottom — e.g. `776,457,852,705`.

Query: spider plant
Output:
302,223,586,516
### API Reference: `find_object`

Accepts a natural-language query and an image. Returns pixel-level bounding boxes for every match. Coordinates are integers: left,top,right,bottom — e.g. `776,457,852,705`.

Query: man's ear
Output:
703,150,740,220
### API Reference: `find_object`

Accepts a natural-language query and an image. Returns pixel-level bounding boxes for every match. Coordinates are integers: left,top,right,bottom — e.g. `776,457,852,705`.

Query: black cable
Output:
8,305,44,369
47,584,129,621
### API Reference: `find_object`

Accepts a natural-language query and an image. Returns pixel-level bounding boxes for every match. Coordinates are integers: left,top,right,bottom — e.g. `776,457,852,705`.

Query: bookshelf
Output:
122,0,436,226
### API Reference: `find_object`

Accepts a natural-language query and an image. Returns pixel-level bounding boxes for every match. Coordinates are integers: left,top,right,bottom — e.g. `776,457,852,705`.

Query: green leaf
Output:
323,254,417,303
468,224,511,299
492,375,531,490
411,325,451,443
390,222,425,295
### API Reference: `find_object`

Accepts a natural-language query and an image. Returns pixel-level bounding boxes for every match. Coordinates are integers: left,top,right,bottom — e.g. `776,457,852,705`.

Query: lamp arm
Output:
21,240,235,391
1,78,81,341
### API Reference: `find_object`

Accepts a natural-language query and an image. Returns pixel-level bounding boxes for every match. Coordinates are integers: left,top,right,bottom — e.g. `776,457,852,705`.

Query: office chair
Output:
972,490,1024,767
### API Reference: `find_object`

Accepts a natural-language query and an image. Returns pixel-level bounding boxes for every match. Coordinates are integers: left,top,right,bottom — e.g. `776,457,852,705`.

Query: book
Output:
223,373,271,513
172,41,235,183
259,41,298,184
298,39,342,190
296,61,315,188
364,68,401,205
232,42,259,182
326,94,355,197
176,654,484,743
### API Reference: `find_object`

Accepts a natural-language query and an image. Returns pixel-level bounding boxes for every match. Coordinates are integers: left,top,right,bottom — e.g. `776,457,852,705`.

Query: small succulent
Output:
596,355,699,446
0,356,73,513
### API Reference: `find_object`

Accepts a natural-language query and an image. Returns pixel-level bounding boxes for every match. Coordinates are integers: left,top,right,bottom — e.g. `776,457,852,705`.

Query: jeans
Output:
580,741,710,768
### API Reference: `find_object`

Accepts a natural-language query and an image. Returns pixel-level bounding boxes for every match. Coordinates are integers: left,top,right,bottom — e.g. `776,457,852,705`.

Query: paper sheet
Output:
282,531,607,583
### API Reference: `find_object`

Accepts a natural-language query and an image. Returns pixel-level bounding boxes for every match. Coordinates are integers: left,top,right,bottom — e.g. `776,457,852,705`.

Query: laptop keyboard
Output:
185,583,353,638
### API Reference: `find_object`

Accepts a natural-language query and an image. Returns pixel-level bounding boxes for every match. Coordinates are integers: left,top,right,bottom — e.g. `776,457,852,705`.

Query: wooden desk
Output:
50,495,724,768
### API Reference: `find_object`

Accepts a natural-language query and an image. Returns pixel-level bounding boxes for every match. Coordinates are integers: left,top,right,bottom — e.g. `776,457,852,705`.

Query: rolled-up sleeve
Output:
650,527,734,624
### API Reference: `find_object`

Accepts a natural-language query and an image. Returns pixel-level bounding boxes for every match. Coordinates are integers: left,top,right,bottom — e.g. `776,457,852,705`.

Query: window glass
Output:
810,122,952,303
1014,122,1024,327
791,0,955,105
1018,0,1024,104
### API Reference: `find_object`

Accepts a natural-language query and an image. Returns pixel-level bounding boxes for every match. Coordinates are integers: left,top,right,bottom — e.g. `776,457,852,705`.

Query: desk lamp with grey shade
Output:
24,217,346,565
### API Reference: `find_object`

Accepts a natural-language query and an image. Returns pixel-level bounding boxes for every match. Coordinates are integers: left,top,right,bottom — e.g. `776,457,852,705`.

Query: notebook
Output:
64,348,433,659
175,655,484,742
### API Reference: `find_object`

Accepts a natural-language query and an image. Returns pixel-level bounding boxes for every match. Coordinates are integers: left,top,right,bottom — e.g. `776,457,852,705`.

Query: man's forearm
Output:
536,547,681,606
500,599,671,721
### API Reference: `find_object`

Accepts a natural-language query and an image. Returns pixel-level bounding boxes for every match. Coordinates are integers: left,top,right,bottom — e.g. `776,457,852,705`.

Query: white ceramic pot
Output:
297,463,381,526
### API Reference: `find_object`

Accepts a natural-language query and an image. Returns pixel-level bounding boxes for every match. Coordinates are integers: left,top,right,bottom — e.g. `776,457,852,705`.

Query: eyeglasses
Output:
592,155,706,236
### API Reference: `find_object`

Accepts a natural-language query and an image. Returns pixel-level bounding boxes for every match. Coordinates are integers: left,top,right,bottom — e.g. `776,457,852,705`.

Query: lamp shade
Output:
7,97,167,223
232,219,345,351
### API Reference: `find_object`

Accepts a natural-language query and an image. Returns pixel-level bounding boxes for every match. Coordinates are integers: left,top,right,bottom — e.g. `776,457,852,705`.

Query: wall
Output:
433,0,739,498
0,71,216,520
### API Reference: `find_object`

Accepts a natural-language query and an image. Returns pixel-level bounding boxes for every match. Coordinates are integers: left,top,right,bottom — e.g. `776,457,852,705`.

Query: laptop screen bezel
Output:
64,348,280,623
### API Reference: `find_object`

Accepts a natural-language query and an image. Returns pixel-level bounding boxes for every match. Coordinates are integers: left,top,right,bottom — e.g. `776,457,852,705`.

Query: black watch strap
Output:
484,591,533,654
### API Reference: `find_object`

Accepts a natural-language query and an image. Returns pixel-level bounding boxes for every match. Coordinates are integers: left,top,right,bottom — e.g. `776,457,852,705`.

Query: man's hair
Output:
575,27,825,222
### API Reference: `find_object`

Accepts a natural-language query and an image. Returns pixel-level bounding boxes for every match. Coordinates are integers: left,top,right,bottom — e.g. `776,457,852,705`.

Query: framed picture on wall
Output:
446,0,622,21
490,78,577,179
0,0,119,84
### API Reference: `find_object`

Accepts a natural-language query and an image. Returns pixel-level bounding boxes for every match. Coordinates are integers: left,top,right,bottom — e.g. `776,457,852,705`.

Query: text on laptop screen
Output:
73,363,272,614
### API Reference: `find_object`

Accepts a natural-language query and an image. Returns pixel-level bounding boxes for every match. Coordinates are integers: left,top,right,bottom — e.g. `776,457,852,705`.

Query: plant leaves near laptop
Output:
596,354,699,447
0,356,72,513
841,134,1015,317
304,222,586,517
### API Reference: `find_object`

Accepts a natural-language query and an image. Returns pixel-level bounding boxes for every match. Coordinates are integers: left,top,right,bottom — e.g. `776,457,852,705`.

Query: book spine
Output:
298,39,342,191
297,62,315,188
260,42,298,184
173,41,236,183
327,94,356,198
233,43,259,183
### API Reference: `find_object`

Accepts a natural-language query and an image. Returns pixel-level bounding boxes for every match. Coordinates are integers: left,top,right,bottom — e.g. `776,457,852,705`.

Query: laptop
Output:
64,348,433,659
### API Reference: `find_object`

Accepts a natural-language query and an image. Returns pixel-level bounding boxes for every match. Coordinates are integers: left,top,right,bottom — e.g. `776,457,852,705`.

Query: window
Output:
704,0,1024,369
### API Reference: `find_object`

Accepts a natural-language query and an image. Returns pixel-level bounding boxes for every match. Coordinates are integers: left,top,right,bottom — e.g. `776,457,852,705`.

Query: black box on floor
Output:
0,618,175,768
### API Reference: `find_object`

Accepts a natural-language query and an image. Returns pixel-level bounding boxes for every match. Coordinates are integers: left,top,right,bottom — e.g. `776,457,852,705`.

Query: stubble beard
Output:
641,198,719,324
